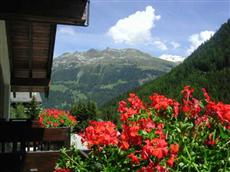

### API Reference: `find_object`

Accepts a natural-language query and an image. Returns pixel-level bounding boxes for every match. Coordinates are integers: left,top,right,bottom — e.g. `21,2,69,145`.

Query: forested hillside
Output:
102,19,230,120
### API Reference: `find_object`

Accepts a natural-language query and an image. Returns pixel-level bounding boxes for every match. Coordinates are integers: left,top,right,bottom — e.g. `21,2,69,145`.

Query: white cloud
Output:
153,40,168,51
58,26,76,36
159,54,185,63
170,41,180,49
187,30,214,54
107,6,160,45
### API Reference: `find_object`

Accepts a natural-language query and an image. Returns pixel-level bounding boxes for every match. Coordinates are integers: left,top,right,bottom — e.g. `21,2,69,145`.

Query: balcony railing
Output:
0,119,70,172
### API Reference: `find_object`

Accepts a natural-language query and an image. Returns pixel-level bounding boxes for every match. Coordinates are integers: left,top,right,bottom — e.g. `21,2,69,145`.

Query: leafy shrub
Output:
10,103,28,118
25,96,42,119
71,100,98,132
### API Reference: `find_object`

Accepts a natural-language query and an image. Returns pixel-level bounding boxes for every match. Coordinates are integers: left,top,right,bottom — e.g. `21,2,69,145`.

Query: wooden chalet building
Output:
0,0,89,171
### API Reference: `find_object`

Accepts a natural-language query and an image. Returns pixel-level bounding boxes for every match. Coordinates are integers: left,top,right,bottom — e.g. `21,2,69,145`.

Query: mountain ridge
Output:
43,48,177,108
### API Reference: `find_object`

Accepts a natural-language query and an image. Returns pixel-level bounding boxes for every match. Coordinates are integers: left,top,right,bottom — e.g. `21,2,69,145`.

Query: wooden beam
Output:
29,22,33,79
0,0,88,26
13,92,16,98
11,78,50,86
47,24,56,80
11,86,49,93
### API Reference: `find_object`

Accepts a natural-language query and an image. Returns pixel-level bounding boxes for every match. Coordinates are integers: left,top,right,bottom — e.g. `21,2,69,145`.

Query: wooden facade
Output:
0,0,89,97
0,120,70,172
0,0,89,170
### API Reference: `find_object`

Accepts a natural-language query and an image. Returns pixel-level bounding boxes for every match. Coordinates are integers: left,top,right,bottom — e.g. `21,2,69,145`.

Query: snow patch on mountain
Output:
159,54,185,63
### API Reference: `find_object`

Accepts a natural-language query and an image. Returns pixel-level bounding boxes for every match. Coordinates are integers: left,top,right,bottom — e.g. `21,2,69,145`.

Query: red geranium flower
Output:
170,144,179,154
81,121,118,148
167,154,176,167
149,93,180,117
127,153,140,164
38,109,77,128
53,168,71,172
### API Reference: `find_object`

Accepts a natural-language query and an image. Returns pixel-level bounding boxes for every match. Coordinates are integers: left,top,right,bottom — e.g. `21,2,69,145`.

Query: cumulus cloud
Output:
58,26,76,36
107,6,160,45
170,41,180,49
159,54,185,63
187,30,214,54
153,40,168,51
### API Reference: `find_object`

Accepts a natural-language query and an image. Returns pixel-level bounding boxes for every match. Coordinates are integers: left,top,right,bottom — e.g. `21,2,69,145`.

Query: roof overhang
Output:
0,0,89,26
0,0,89,98
6,21,56,97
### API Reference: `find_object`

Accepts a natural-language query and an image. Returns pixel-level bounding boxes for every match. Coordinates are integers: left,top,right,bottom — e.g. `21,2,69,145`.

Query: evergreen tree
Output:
71,100,98,132
26,96,42,120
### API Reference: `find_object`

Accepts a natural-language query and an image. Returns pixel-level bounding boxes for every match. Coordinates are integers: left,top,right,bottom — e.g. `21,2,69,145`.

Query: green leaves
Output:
219,125,230,139
128,110,149,122
138,129,156,140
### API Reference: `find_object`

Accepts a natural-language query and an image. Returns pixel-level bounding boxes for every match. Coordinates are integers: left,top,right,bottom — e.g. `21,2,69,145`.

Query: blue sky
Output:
54,0,230,61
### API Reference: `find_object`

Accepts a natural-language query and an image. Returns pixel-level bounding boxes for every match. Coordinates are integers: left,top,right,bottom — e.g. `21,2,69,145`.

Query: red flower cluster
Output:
167,144,179,167
120,124,142,149
127,153,140,164
118,93,145,122
181,86,230,147
206,102,230,124
138,161,169,172
53,168,71,172
142,138,168,160
72,86,229,172
200,88,230,128
38,108,77,128
118,93,179,171
149,93,180,117
205,133,218,146
181,86,202,118
181,86,230,126
81,121,118,148
195,115,211,128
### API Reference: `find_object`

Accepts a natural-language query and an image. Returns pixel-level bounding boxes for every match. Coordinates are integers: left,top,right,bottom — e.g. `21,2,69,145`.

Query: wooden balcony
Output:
0,120,70,172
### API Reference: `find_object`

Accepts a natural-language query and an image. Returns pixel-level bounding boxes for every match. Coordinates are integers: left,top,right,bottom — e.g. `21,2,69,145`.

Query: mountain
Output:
103,19,230,119
42,48,177,108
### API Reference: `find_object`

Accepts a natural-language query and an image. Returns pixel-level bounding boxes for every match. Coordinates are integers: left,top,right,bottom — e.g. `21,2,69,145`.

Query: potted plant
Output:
38,108,77,129
37,109,77,150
